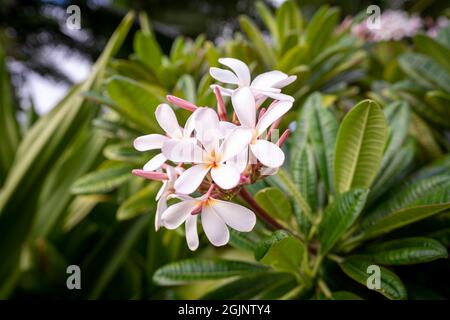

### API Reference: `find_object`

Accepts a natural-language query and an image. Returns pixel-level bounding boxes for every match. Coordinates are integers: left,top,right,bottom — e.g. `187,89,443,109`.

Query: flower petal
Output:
218,58,251,86
162,139,205,163
211,199,256,232
209,67,239,84
211,164,240,190
143,153,167,171
201,205,229,246
219,127,252,162
227,148,248,173
231,87,256,128
185,214,199,251
156,181,168,200
256,100,293,135
133,134,168,151
155,104,183,137
274,75,297,88
195,108,221,152
174,164,210,194
210,85,234,96
251,70,289,88
258,90,294,102
155,196,167,231
161,199,198,229
250,140,285,168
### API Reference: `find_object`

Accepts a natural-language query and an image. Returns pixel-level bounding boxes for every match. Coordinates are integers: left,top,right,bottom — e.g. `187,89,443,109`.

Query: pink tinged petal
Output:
274,75,297,88
174,164,210,194
165,166,178,182
143,153,167,171
218,58,251,86
209,67,239,84
133,134,168,151
161,199,198,229
185,214,199,251
231,87,256,128
166,95,197,112
201,205,229,247
162,139,205,163
132,169,167,181
155,196,167,231
183,110,197,138
210,164,240,190
219,127,252,162
155,104,183,137
256,100,293,135
250,140,285,168
251,70,289,88
211,199,256,232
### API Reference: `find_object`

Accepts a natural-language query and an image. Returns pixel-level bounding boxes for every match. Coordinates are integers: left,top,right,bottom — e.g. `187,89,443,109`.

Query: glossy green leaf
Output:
134,30,163,73
254,230,290,261
106,75,165,132
364,237,448,265
334,100,388,194
153,259,268,286
254,187,292,223
71,163,133,195
340,256,407,300
318,188,368,255
414,34,450,75
291,145,317,212
259,235,306,276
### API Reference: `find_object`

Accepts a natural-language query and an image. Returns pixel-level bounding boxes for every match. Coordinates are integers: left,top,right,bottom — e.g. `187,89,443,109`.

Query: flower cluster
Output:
132,58,296,250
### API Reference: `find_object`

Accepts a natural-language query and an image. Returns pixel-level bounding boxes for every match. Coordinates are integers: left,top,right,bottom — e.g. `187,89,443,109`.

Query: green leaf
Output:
254,230,290,261
239,15,276,67
360,202,450,241
318,188,369,255
254,187,292,223
106,75,165,132
117,182,160,220
153,259,268,286
399,52,450,92
134,30,163,73
340,256,407,300
259,235,306,277
305,6,340,60
71,163,133,195
333,100,388,194
308,93,338,194
414,34,450,75
291,144,318,212
364,237,448,265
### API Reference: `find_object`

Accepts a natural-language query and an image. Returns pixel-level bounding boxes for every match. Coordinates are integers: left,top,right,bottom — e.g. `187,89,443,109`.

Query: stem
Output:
327,253,344,264
317,279,332,299
213,86,227,121
239,188,285,230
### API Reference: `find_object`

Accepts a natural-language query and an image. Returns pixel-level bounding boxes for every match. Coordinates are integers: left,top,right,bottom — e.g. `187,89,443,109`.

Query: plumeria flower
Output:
163,108,252,194
161,189,256,250
209,57,296,103
132,165,183,231
133,104,196,171
232,87,293,168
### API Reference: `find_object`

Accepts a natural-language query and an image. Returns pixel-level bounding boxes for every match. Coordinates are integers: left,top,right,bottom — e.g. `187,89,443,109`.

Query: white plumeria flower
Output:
209,57,296,103
133,104,196,171
232,87,293,168
163,108,252,194
161,194,256,250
